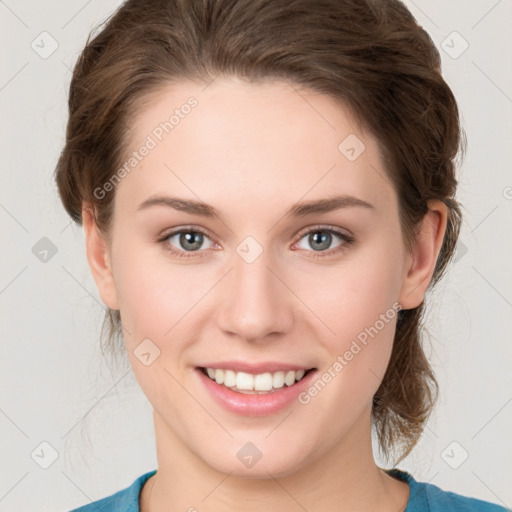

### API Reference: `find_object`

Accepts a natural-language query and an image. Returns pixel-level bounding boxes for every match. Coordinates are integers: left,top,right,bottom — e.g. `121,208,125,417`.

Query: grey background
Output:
1,0,511,510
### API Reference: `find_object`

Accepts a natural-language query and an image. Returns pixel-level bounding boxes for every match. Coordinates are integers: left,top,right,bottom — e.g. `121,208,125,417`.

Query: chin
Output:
202,444,310,480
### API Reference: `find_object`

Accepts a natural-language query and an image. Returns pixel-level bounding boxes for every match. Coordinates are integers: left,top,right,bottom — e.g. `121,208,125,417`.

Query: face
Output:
86,77,439,478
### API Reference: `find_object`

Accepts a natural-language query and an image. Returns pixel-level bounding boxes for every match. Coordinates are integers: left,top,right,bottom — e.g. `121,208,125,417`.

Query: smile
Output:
200,367,313,394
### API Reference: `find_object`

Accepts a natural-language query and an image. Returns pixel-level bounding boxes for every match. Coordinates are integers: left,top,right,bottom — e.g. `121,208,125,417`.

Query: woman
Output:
56,0,508,510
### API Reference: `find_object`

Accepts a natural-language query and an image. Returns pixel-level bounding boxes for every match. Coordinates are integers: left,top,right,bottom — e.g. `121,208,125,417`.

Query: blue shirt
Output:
69,468,510,511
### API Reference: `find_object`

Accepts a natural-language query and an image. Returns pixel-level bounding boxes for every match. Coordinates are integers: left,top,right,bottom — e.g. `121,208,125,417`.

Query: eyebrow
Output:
137,194,375,219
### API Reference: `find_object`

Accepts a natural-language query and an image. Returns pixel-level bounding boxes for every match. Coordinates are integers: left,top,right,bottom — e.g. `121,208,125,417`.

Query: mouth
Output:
198,366,316,394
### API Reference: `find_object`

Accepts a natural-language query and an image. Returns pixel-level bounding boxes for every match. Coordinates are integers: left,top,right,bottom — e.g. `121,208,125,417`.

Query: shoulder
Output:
68,470,157,512
386,469,510,512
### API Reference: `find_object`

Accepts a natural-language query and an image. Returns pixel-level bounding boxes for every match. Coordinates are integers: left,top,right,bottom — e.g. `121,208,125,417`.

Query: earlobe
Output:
82,204,120,310
398,200,448,310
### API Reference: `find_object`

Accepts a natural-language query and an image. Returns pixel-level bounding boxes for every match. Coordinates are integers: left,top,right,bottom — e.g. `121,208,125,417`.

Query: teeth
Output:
214,369,224,385
254,373,273,391
272,371,285,388
204,367,309,393
224,369,236,387
284,370,296,386
236,371,254,390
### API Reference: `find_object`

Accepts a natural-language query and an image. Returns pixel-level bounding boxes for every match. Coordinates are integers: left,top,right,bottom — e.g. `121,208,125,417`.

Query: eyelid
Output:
157,225,218,252
157,225,213,242
292,224,354,243
158,224,355,259
291,224,355,257
157,224,353,243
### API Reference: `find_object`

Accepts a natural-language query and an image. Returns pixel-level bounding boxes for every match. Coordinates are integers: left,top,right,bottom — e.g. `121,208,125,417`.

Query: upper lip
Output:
198,361,315,374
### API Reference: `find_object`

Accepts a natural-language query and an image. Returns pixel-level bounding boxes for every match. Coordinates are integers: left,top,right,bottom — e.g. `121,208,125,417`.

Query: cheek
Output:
296,235,404,396
111,223,404,356
298,240,404,347
110,245,223,360
110,243,190,342
110,248,205,403
298,275,400,421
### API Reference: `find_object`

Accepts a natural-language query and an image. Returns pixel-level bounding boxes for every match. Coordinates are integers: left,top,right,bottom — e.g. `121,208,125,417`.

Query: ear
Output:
82,204,119,310
398,200,448,310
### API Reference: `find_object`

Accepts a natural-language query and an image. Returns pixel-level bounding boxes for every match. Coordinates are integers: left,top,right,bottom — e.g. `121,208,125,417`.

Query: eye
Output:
159,227,217,258
158,225,355,260
293,226,354,258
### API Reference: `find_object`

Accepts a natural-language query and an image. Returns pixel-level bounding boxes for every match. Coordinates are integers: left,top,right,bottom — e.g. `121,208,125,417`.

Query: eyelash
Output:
157,225,355,260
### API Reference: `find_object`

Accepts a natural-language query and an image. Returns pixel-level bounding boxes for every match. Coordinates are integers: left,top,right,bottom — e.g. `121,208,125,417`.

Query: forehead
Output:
115,77,396,217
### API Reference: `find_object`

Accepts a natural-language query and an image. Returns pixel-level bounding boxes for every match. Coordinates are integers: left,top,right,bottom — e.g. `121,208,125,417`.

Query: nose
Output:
215,246,294,343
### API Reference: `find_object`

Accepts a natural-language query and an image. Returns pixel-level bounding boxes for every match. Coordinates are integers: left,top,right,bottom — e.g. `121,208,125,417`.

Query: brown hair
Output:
55,0,465,465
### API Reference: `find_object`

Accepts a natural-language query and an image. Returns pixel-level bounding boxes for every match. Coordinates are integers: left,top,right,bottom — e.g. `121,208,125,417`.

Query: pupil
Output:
180,232,203,251
310,231,331,251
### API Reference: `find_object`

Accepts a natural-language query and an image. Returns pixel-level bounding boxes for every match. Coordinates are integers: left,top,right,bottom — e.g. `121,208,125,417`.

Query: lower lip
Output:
195,368,317,416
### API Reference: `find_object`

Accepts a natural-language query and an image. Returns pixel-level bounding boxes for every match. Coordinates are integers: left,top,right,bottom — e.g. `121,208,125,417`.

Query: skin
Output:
83,77,447,511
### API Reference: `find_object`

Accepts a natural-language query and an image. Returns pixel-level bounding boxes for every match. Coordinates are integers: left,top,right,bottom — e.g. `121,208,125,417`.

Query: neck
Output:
141,407,409,512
